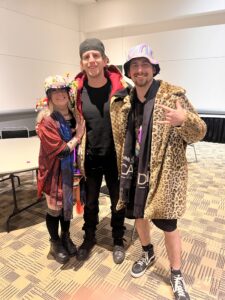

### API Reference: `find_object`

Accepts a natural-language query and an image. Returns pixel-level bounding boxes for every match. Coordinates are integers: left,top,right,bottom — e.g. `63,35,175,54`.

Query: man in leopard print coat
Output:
116,43,206,300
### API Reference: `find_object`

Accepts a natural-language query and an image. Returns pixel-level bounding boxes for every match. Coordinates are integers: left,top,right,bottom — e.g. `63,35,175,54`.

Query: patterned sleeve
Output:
38,117,68,159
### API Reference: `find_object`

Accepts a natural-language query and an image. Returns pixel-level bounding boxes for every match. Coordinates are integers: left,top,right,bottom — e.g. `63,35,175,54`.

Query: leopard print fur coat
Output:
115,80,207,219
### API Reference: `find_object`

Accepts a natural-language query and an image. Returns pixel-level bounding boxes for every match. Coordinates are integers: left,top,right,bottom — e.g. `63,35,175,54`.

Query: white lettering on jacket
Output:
137,173,149,185
121,163,133,176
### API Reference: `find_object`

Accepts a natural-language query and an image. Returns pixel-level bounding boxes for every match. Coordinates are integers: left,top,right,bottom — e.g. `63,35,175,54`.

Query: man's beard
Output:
133,75,151,88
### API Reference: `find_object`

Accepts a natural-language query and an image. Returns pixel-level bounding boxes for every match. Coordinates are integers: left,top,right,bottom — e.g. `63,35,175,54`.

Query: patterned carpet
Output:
0,141,225,300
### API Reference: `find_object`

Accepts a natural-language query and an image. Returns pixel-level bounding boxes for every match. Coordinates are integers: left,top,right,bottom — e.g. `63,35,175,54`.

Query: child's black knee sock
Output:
46,213,60,241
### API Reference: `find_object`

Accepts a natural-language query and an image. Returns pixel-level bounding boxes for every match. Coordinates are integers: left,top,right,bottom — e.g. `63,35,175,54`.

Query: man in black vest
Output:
73,38,129,264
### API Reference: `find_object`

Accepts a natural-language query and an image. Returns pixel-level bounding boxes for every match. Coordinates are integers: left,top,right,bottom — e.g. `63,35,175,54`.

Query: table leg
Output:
6,174,44,232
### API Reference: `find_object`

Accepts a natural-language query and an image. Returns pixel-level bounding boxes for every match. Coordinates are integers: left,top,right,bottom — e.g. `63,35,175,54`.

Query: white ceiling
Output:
69,0,112,5
68,0,96,5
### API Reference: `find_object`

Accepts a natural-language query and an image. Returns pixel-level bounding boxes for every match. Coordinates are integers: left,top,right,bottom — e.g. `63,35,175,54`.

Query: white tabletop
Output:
0,137,40,175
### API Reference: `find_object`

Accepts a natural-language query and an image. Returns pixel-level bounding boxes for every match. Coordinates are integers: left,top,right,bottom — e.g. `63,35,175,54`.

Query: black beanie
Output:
79,38,105,58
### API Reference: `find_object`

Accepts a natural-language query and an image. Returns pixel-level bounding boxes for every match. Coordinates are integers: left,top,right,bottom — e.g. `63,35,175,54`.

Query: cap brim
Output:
124,57,160,78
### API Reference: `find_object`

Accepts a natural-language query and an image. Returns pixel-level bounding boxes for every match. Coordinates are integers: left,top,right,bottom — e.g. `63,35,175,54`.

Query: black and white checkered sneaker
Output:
130,251,155,278
170,272,190,300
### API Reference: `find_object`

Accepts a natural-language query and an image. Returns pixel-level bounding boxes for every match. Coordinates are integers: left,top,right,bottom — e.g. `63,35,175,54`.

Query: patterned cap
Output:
44,75,70,93
124,43,160,78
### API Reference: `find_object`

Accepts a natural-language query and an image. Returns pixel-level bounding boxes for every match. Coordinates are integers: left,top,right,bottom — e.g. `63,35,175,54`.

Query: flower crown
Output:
44,74,70,92
35,73,77,111
35,97,48,112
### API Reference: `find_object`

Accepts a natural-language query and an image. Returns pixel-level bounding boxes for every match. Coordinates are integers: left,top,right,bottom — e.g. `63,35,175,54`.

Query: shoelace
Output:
136,252,150,266
173,275,186,297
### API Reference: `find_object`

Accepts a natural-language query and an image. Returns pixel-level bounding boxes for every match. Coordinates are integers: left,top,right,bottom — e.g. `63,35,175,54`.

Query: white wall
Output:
79,0,225,114
0,0,80,114
0,0,225,119
102,25,225,113
79,0,225,33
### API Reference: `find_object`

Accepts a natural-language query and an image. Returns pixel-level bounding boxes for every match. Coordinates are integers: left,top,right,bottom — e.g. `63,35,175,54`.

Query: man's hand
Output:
157,100,186,126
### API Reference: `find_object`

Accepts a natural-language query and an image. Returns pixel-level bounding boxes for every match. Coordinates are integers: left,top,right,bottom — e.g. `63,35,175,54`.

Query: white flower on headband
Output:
44,75,70,92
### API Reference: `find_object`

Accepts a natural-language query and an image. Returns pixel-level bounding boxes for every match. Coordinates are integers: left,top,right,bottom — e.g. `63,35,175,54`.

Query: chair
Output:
188,143,198,163
0,126,29,139
131,222,136,241
0,126,30,187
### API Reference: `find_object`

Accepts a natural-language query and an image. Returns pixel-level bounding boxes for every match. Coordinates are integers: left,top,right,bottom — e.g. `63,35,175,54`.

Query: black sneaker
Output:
113,245,125,264
113,238,125,264
170,272,190,300
130,251,155,278
77,238,96,261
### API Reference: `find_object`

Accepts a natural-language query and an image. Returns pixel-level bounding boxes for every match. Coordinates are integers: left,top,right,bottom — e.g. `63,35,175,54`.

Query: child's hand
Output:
75,115,85,142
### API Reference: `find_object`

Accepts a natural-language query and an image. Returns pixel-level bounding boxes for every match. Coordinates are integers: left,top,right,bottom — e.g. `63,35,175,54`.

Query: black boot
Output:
77,235,96,261
61,232,77,256
49,239,69,264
